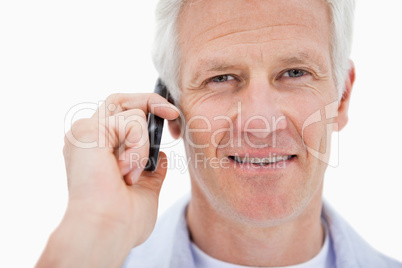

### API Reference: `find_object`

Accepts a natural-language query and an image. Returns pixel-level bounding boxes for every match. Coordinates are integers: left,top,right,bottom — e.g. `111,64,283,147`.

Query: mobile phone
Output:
144,78,171,172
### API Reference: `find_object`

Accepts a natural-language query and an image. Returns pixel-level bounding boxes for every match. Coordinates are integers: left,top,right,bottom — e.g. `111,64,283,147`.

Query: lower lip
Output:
227,156,296,173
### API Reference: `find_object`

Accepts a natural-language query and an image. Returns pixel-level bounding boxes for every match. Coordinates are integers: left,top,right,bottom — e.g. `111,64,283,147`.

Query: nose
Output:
236,78,287,139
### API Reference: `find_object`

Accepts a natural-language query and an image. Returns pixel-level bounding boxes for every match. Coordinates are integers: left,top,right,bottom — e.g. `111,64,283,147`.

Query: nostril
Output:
246,129,270,139
244,117,271,139
272,115,287,131
242,115,288,139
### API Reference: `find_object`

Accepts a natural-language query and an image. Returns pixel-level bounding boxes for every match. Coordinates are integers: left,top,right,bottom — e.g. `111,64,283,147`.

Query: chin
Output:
214,186,314,227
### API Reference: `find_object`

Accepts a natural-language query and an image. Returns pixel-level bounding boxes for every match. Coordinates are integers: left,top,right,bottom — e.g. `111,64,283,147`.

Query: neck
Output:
187,185,324,267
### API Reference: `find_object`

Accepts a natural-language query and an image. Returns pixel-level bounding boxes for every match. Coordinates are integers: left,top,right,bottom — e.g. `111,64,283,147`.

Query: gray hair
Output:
152,0,356,103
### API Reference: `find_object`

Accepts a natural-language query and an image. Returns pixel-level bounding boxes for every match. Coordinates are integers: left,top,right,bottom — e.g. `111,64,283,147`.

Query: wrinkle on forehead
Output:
178,0,333,87
206,23,307,43
180,1,329,28
178,0,331,51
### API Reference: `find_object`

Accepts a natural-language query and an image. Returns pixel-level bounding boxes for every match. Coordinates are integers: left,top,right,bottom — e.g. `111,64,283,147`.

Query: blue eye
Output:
283,69,307,78
211,75,235,83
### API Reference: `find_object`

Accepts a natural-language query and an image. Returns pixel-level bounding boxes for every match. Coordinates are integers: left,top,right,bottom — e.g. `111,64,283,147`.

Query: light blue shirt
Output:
122,194,401,268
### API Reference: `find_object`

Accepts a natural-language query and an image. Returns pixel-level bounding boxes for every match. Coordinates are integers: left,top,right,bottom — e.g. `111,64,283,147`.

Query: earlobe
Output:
335,60,356,132
168,118,182,139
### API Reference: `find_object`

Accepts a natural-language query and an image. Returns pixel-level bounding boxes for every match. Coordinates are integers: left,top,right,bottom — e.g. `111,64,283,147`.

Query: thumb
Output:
128,151,168,195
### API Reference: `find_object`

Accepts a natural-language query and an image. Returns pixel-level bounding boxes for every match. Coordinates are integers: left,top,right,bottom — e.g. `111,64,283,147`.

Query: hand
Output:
36,93,180,268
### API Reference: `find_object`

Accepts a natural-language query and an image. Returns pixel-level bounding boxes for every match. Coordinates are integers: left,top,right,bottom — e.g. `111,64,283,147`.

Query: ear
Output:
168,118,182,139
335,60,356,132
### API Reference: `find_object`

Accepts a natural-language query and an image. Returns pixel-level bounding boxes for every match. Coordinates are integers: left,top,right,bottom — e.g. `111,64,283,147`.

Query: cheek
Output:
182,113,214,150
286,93,335,164
181,93,238,151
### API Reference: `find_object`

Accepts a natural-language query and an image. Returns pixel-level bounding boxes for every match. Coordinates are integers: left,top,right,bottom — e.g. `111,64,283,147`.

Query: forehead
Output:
177,0,332,73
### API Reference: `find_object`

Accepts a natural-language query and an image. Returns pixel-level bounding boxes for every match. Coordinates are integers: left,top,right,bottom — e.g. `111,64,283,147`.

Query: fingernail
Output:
169,103,180,113
130,168,143,184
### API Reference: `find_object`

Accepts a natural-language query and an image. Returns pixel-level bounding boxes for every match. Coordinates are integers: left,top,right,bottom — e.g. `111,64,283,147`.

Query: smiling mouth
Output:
228,155,296,166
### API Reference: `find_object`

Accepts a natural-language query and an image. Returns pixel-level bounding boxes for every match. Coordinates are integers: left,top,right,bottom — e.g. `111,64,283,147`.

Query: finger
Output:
92,93,179,120
105,109,150,176
118,144,149,180
95,108,148,150
123,162,144,186
128,151,168,195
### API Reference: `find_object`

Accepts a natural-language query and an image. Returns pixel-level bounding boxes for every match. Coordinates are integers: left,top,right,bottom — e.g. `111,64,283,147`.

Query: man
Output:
37,0,401,267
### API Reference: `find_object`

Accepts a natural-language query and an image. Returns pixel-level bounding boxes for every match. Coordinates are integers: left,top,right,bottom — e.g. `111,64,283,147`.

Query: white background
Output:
0,0,401,266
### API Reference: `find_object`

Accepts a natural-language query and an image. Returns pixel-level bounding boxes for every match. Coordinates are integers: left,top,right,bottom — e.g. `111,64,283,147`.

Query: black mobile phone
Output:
144,78,171,172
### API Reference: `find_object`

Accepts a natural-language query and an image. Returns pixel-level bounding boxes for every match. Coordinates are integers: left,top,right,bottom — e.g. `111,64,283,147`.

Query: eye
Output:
283,69,308,78
211,74,235,83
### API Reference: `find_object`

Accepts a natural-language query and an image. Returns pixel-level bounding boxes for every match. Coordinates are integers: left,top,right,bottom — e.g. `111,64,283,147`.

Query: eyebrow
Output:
277,52,329,73
206,64,237,73
191,51,328,81
191,62,244,83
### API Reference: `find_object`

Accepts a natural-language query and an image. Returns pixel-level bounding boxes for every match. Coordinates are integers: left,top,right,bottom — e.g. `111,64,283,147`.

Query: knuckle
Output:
72,118,91,132
149,92,165,104
133,108,146,119
150,92,160,99
106,93,120,105
66,118,98,143
121,109,147,126
125,122,148,148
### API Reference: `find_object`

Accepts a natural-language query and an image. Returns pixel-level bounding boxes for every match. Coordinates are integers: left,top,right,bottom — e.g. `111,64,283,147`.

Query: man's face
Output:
175,0,345,224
